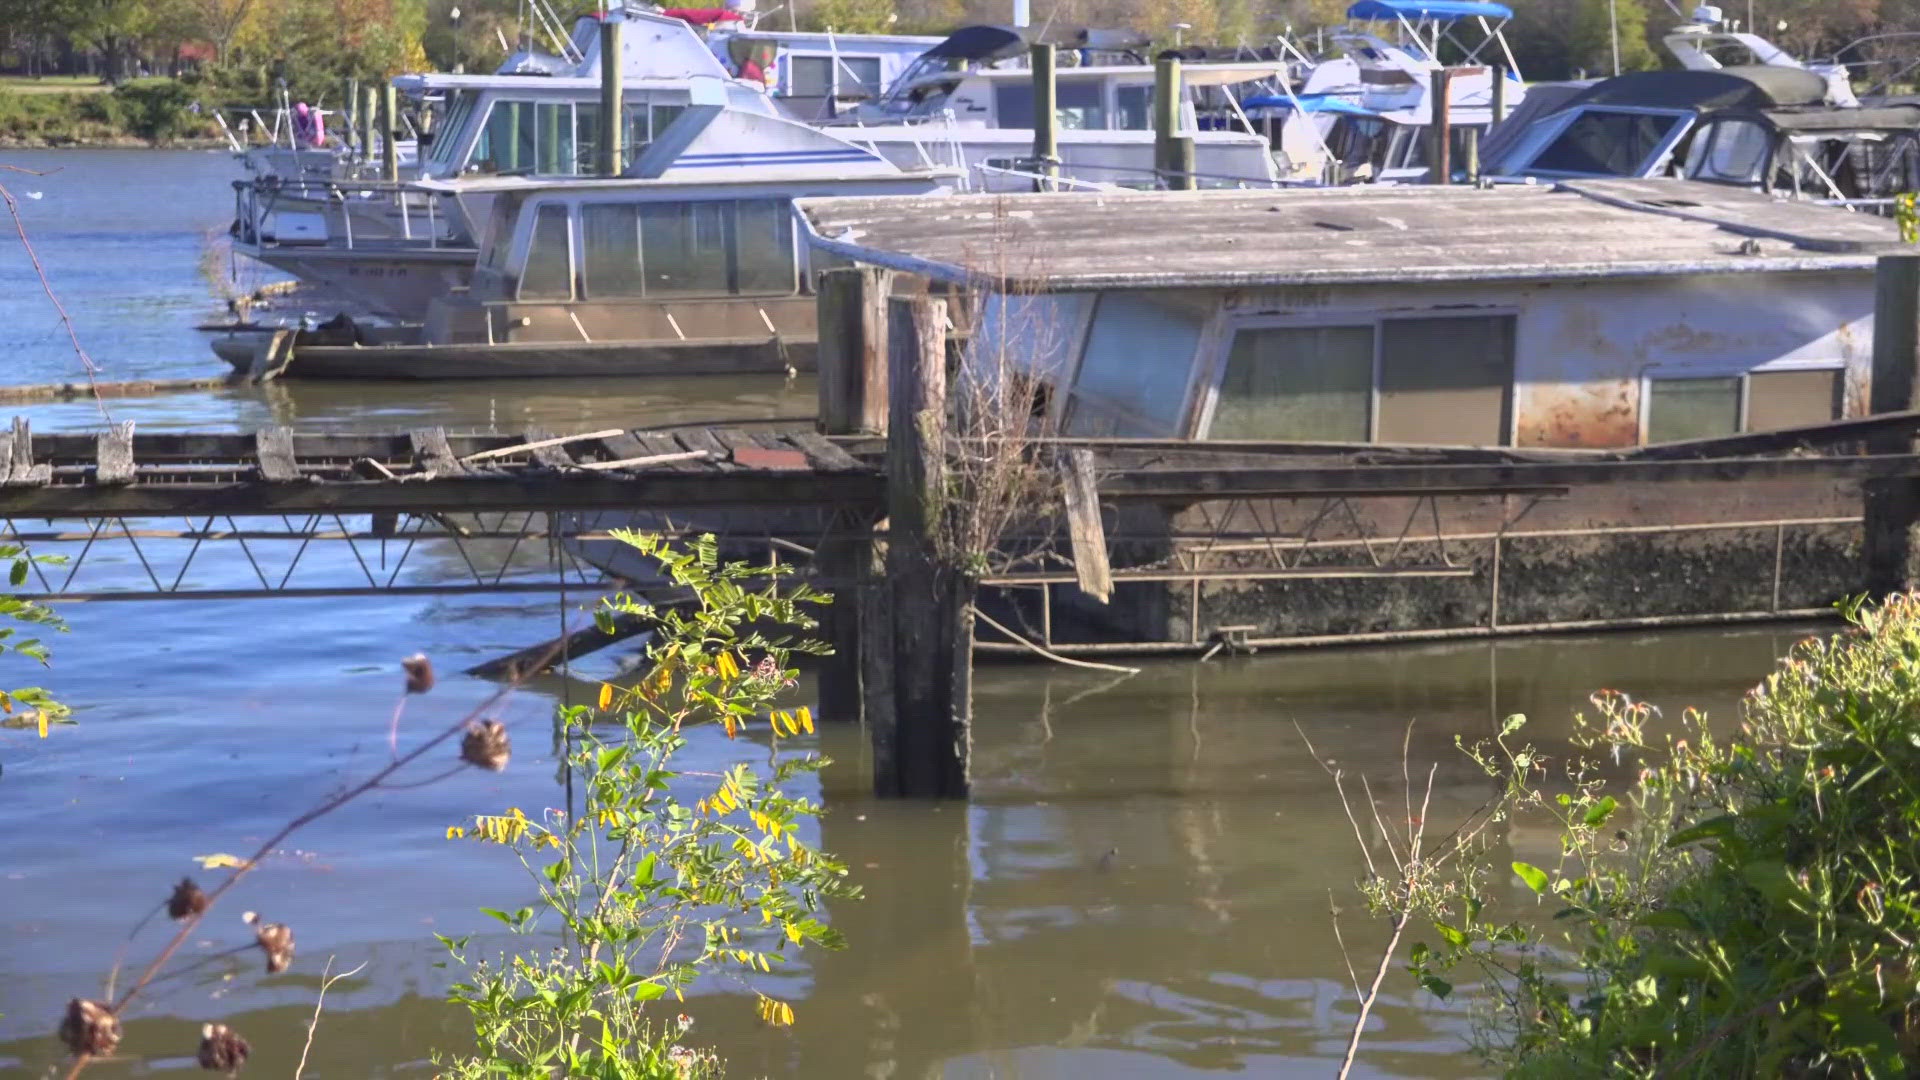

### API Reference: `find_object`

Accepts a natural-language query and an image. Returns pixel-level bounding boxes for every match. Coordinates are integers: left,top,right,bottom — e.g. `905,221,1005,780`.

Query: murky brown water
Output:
0,149,1833,1079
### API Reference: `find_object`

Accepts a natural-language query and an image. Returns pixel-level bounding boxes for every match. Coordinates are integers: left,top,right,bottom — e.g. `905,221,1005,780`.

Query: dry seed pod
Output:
460,719,510,772
242,912,294,974
167,877,209,920
197,1023,249,1074
402,654,435,694
57,998,120,1057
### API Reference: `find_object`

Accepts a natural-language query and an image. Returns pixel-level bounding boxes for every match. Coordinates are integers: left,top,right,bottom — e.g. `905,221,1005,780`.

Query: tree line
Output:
0,0,1916,97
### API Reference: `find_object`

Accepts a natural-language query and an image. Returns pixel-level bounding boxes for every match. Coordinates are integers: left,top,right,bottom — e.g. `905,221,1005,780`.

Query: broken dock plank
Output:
254,427,300,483
670,427,739,471
4,419,48,487
409,428,468,477
95,421,135,486
633,431,705,472
519,429,580,470
460,428,622,465
785,430,863,472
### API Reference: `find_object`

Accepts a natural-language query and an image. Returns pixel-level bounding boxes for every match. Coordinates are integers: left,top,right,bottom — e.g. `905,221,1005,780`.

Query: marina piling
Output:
1030,43,1059,191
381,83,400,183
343,78,359,154
1428,69,1452,185
1154,54,1192,191
1865,254,1920,595
864,296,973,798
362,85,378,169
815,267,893,437
1492,64,1507,127
599,14,624,176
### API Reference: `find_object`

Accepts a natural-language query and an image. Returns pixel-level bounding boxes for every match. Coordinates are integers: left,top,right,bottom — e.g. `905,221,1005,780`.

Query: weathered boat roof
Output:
795,179,1909,292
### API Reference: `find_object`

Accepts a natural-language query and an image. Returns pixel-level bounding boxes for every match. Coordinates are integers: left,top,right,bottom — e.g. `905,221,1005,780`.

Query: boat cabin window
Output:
971,293,1093,378
468,99,680,176
1683,119,1772,185
1061,293,1203,435
791,55,884,98
574,198,798,300
1644,369,1842,443
428,92,477,172
520,203,574,300
1117,85,1152,130
994,80,1109,131
1206,315,1515,445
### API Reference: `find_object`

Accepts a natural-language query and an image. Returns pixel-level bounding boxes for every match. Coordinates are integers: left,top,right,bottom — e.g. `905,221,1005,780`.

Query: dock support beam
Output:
381,83,399,183
1866,253,1920,596
598,14,624,176
1428,68,1452,185
1030,42,1059,191
864,296,972,799
1492,65,1507,127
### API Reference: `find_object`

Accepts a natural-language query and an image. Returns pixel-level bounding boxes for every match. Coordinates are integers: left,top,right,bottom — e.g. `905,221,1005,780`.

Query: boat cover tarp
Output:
917,25,1028,62
1479,80,1590,165
1345,0,1514,21
1563,67,1828,112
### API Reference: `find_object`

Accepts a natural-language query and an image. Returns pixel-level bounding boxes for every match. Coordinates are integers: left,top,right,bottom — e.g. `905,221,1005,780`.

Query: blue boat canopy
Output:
1345,0,1514,20
1241,93,1380,115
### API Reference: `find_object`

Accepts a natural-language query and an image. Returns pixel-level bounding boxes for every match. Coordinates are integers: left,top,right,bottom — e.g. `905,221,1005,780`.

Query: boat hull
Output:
212,335,815,379
244,246,475,320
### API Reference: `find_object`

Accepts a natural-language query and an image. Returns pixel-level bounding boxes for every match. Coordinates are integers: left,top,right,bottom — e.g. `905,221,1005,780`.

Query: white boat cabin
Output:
798,179,1904,448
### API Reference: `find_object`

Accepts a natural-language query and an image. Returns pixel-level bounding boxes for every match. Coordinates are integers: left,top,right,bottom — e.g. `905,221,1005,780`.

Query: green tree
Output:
1569,0,1657,75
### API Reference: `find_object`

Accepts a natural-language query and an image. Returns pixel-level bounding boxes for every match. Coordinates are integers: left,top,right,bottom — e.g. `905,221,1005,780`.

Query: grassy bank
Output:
0,78,223,147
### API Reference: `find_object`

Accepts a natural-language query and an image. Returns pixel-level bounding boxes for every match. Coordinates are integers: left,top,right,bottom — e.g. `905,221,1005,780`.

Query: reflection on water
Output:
0,619,1822,1078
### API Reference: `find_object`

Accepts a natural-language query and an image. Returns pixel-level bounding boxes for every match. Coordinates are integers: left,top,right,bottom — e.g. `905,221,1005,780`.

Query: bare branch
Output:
294,956,370,1080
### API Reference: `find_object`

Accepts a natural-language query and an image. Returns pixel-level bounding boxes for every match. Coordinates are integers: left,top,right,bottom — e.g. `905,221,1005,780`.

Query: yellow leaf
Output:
2,692,14,713
784,921,802,944
192,853,249,870
597,683,613,711
780,1002,795,1026
716,651,740,680
445,826,466,840
36,710,47,738
797,707,814,735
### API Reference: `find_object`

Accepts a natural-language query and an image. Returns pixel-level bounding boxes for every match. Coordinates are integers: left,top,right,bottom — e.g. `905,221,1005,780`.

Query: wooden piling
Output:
1030,42,1059,191
815,266,893,437
1154,54,1192,191
362,85,378,169
343,78,359,153
1428,69,1452,185
599,15,624,176
863,295,972,798
1491,65,1507,127
1865,253,1920,596
381,83,400,183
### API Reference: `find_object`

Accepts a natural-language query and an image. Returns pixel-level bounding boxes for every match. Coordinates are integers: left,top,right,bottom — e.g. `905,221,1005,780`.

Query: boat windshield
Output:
1498,106,1693,178
427,91,477,174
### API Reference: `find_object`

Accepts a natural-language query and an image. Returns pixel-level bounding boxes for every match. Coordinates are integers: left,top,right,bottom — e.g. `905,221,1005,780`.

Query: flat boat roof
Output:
796,178,1908,292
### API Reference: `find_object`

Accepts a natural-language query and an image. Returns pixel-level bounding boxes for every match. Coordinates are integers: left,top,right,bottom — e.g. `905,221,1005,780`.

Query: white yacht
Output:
1247,0,1527,183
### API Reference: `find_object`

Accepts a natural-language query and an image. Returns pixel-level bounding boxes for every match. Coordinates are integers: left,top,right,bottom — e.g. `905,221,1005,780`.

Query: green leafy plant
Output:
1394,594,1920,1077
0,543,67,736
438,532,856,1079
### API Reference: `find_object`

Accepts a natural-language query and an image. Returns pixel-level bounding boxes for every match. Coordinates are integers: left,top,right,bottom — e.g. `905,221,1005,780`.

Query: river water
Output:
0,150,1822,1078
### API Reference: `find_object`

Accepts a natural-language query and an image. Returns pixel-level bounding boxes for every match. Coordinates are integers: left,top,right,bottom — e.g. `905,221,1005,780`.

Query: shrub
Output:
110,78,196,142
1411,596,1920,1077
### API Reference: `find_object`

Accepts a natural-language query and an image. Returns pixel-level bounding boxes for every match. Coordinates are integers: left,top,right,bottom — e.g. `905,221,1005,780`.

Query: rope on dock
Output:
970,605,1140,675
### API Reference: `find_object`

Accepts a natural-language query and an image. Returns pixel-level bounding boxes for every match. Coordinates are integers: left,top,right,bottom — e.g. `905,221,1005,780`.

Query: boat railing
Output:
232,176,472,252
972,163,1119,191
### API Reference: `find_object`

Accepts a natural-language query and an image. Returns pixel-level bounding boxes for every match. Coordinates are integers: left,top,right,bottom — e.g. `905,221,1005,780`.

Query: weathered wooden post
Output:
1428,69,1452,185
812,266,892,724
1030,42,1059,191
1153,53,1193,191
1491,64,1507,127
1866,254,1920,597
865,296,973,798
598,13,624,176
1462,126,1480,184
815,266,893,437
381,83,400,183
361,84,379,169
343,77,359,153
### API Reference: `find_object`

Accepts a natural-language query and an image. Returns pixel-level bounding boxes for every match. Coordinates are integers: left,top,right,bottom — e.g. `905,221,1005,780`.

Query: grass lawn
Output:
0,75,109,94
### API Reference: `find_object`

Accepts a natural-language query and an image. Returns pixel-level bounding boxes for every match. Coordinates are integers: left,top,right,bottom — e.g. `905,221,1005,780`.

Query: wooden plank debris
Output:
1062,448,1112,603
254,427,299,482
574,450,712,472
95,421,135,486
459,428,621,464
409,428,467,477
519,429,579,470
787,430,863,472
671,427,739,471
7,418,48,487
635,431,706,472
